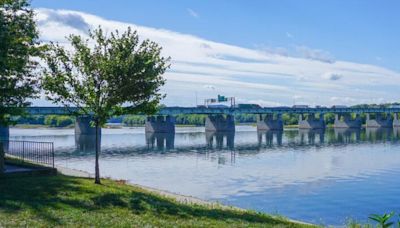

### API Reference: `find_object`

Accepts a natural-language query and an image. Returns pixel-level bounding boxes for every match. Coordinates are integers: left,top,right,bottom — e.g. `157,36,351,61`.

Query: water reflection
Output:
205,131,235,150
257,130,282,147
145,132,175,150
332,128,361,143
75,134,99,152
69,127,400,155
299,129,325,145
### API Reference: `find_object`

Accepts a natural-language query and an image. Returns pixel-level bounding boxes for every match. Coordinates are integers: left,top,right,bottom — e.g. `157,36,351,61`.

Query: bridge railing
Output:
1,140,54,168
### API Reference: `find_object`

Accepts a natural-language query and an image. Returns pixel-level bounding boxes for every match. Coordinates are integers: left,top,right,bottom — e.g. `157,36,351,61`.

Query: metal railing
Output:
1,140,54,167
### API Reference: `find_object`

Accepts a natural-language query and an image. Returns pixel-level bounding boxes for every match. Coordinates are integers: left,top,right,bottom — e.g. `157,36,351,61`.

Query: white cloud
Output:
187,8,199,18
321,72,343,81
296,45,335,63
34,8,400,107
286,32,293,39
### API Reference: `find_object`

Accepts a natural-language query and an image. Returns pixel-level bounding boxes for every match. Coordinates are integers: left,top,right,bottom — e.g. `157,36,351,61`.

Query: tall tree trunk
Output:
0,142,4,174
94,122,101,184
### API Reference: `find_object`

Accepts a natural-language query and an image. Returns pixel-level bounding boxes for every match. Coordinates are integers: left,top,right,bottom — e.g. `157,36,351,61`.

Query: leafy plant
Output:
368,212,394,228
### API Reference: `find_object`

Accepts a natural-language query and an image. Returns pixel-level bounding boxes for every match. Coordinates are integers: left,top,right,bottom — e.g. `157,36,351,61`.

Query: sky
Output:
30,0,400,107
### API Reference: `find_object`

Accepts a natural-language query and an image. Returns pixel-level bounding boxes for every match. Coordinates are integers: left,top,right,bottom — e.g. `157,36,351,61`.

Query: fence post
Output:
22,141,25,162
52,143,54,168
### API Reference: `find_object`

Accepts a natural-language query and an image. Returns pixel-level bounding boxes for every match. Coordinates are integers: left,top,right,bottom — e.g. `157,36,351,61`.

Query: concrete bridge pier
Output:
366,113,392,128
333,113,362,128
0,124,9,140
205,114,235,132
145,115,175,133
393,113,400,127
298,113,325,129
75,116,101,136
256,114,283,131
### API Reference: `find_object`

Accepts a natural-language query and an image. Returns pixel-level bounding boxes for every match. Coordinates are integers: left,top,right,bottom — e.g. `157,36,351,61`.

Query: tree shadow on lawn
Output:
0,174,97,224
0,174,298,226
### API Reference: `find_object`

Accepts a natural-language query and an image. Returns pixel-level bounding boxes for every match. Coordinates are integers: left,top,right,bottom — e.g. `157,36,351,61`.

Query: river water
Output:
9,126,400,225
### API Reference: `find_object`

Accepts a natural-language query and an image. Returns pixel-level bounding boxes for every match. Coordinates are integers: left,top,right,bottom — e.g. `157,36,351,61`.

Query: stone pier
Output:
145,115,175,133
205,114,235,132
365,113,392,128
256,114,283,131
0,124,9,140
298,113,325,129
75,116,101,136
393,113,400,127
333,113,362,128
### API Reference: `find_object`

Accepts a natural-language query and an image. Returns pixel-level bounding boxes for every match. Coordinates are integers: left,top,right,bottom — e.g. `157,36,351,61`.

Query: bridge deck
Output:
24,106,400,115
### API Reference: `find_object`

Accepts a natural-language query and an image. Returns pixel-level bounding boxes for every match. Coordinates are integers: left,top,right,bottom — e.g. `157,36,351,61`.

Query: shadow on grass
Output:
0,174,299,226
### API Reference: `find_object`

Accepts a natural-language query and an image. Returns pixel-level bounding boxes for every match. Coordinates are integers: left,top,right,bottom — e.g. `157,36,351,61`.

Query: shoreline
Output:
56,165,313,226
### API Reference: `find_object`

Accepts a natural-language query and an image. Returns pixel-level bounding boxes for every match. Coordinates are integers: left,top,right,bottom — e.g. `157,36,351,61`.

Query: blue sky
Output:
32,0,400,72
32,1,400,106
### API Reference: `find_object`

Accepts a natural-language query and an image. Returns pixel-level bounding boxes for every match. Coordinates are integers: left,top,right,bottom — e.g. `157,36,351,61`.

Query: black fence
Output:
1,140,54,167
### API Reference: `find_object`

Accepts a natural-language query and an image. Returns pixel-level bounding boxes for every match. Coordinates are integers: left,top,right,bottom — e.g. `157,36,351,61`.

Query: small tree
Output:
42,27,170,184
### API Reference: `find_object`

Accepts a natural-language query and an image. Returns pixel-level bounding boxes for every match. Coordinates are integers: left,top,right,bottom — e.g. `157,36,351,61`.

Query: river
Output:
9,126,400,225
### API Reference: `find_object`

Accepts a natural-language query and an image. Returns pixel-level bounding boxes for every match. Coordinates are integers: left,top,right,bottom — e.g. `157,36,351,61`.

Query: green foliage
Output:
0,0,41,125
42,26,170,125
44,115,74,127
123,115,146,126
282,113,298,125
0,174,312,227
42,26,170,183
368,212,394,228
324,113,335,125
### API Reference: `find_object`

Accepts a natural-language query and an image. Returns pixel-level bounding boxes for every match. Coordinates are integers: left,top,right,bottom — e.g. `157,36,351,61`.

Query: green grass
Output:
0,174,313,227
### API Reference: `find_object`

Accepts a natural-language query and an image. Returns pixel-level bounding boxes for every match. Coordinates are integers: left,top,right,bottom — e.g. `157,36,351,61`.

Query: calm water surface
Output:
10,126,400,225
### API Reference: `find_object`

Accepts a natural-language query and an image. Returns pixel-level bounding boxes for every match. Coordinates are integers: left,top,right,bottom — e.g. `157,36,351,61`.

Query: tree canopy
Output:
42,27,170,183
0,0,40,125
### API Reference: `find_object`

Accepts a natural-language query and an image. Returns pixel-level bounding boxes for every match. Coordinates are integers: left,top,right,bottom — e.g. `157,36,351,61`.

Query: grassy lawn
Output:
0,174,313,227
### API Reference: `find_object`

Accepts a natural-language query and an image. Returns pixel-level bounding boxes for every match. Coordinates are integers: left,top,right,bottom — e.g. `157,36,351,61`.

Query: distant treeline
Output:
14,103,400,127
15,115,75,127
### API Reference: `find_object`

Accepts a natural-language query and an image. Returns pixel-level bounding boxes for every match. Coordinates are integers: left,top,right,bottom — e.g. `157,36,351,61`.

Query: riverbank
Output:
0,171,313,227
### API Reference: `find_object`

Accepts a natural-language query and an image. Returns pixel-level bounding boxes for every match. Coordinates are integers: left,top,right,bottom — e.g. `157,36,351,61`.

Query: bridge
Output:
1,106,400,140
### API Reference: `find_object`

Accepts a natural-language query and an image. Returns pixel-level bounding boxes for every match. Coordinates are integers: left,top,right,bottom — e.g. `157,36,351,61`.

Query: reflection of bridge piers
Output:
333,128,361,143
257,130,283,147
299,129,325,144
145,132,175,150
366,127,394,141
205,131,235,150
75,134,99,152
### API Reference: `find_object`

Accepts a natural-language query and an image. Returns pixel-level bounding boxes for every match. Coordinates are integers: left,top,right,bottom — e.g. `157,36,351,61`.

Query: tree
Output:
0,0,40,126
0,0,41,172
42,27,170,184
